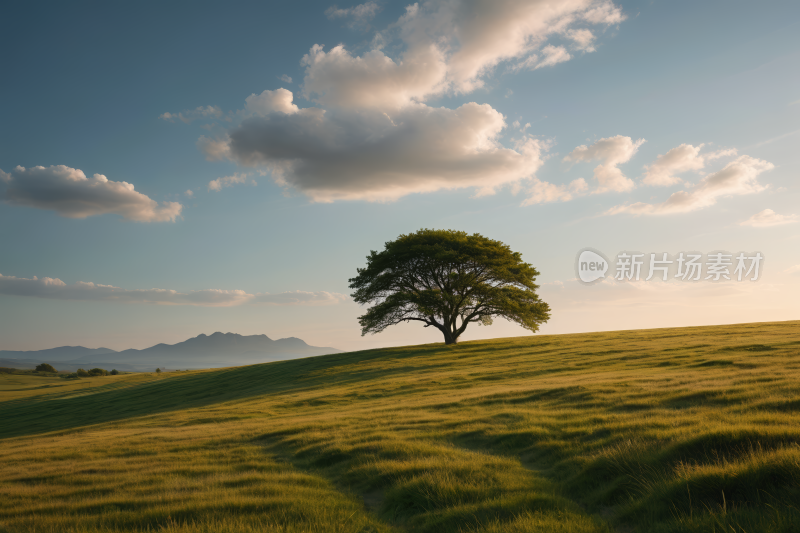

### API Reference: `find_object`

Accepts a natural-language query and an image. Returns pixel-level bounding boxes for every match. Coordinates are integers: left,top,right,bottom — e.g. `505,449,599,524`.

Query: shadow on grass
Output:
0,342,451,440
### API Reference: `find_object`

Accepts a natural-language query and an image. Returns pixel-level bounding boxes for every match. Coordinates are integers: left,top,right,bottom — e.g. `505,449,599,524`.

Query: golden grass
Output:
1,321,800,532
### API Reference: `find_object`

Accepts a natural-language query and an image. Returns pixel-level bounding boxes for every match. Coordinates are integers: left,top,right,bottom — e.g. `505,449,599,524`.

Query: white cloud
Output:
278,74,293,83
404,0,624,93
252,291,348,305
304,0,624,108
204,99,546,202
642,143,737,186
514,45,572,71
301,44,447,111
564,135,645,193
0,272,347,307
565,28,596,51
522,177,588,206
326,1,381,29
208,173,254,192
185,189,194,198
1,165,182,222
160,105,222,124
785,265,800,274
740,208,798,228
195,0,626,203
607,155,774,215
244,88,300,116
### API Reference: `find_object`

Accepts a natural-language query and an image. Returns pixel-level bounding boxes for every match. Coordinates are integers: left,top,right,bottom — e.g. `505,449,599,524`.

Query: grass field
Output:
2,321,800,533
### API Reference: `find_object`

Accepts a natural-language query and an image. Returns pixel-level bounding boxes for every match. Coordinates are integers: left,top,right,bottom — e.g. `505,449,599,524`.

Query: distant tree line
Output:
0,365,121,377
64,368,120,379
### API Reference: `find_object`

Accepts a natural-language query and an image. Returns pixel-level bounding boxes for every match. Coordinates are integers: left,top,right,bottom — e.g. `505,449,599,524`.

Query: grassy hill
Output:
1,321,799,533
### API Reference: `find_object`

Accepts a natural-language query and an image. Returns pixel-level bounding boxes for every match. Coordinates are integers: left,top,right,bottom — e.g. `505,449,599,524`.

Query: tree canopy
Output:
349,229,551,344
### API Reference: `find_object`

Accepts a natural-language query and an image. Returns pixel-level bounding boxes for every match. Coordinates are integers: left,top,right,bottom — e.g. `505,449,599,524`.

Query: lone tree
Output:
35,363,57,373
349,229,551,345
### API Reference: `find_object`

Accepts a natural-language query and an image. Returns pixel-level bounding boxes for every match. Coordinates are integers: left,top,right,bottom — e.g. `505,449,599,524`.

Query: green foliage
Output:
0,367,15,374
110,369,119,375
35,363,57,373
88,368,108,376
63,372,80,379
76,368,89,377
349,229,550,344
156,368,162,373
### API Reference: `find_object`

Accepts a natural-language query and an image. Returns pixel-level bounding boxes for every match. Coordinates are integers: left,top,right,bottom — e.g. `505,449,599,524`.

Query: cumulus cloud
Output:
565,28,596,51
185,189,194,197
194,0,626,202
607,155,774,215
326,1,381,29
245,88,300,116
740,208,798,228
0,272,347,307
208,173,255,192
522,177,588,206
514,45,572,71
1,165,182,222
160,105,222,124
305,0,624,106
404,0,624,94
204,100,547,202
278,74,293,83
642,143,737,186
564,135,645,193
301,44,447,111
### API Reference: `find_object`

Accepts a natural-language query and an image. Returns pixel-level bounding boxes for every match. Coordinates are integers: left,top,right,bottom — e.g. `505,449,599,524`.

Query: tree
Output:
88,368,108,376
155,368,161,374
35,363,57,373
76,368,89,377
110,369,119,375
349,229,551,345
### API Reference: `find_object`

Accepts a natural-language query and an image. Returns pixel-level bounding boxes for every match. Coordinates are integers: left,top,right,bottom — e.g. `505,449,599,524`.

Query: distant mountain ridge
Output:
0,332,341,371
0,346,117,361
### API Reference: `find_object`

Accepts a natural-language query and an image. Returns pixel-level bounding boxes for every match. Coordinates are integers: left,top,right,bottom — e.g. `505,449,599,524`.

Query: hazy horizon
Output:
2,0,798,352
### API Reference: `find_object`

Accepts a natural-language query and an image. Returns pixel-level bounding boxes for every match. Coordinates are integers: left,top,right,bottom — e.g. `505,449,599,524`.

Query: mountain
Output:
1,333,341,371
0,346,117,361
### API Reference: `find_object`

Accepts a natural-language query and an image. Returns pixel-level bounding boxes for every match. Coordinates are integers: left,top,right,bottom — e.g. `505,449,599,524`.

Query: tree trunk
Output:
442,328,458,345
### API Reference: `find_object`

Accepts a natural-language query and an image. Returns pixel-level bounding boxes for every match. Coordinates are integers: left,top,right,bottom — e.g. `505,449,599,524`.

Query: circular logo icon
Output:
576,248,609,284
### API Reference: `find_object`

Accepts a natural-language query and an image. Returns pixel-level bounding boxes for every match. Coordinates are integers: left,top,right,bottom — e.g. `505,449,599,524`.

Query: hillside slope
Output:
1,321,799,533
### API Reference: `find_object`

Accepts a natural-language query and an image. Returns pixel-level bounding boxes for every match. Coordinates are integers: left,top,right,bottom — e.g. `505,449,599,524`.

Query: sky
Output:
1,0,798,352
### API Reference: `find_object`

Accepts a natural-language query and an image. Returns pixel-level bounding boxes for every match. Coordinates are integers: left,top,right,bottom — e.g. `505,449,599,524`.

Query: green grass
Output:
1,321,800,532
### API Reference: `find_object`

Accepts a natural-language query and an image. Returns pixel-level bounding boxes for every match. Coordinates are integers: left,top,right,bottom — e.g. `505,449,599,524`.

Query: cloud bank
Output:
642,143,737,186
1,165,182,222
199,0,625,202
159,105,223,124
564,135,645,193
208,173,255,192
204,102,547,202
326,1,381,29
740,209,798,228
522,177,588,205
0,273,347,307
607,156,774,215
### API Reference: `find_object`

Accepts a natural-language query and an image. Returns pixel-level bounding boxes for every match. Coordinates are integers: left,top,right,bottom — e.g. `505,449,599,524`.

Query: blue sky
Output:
1,0,798,351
